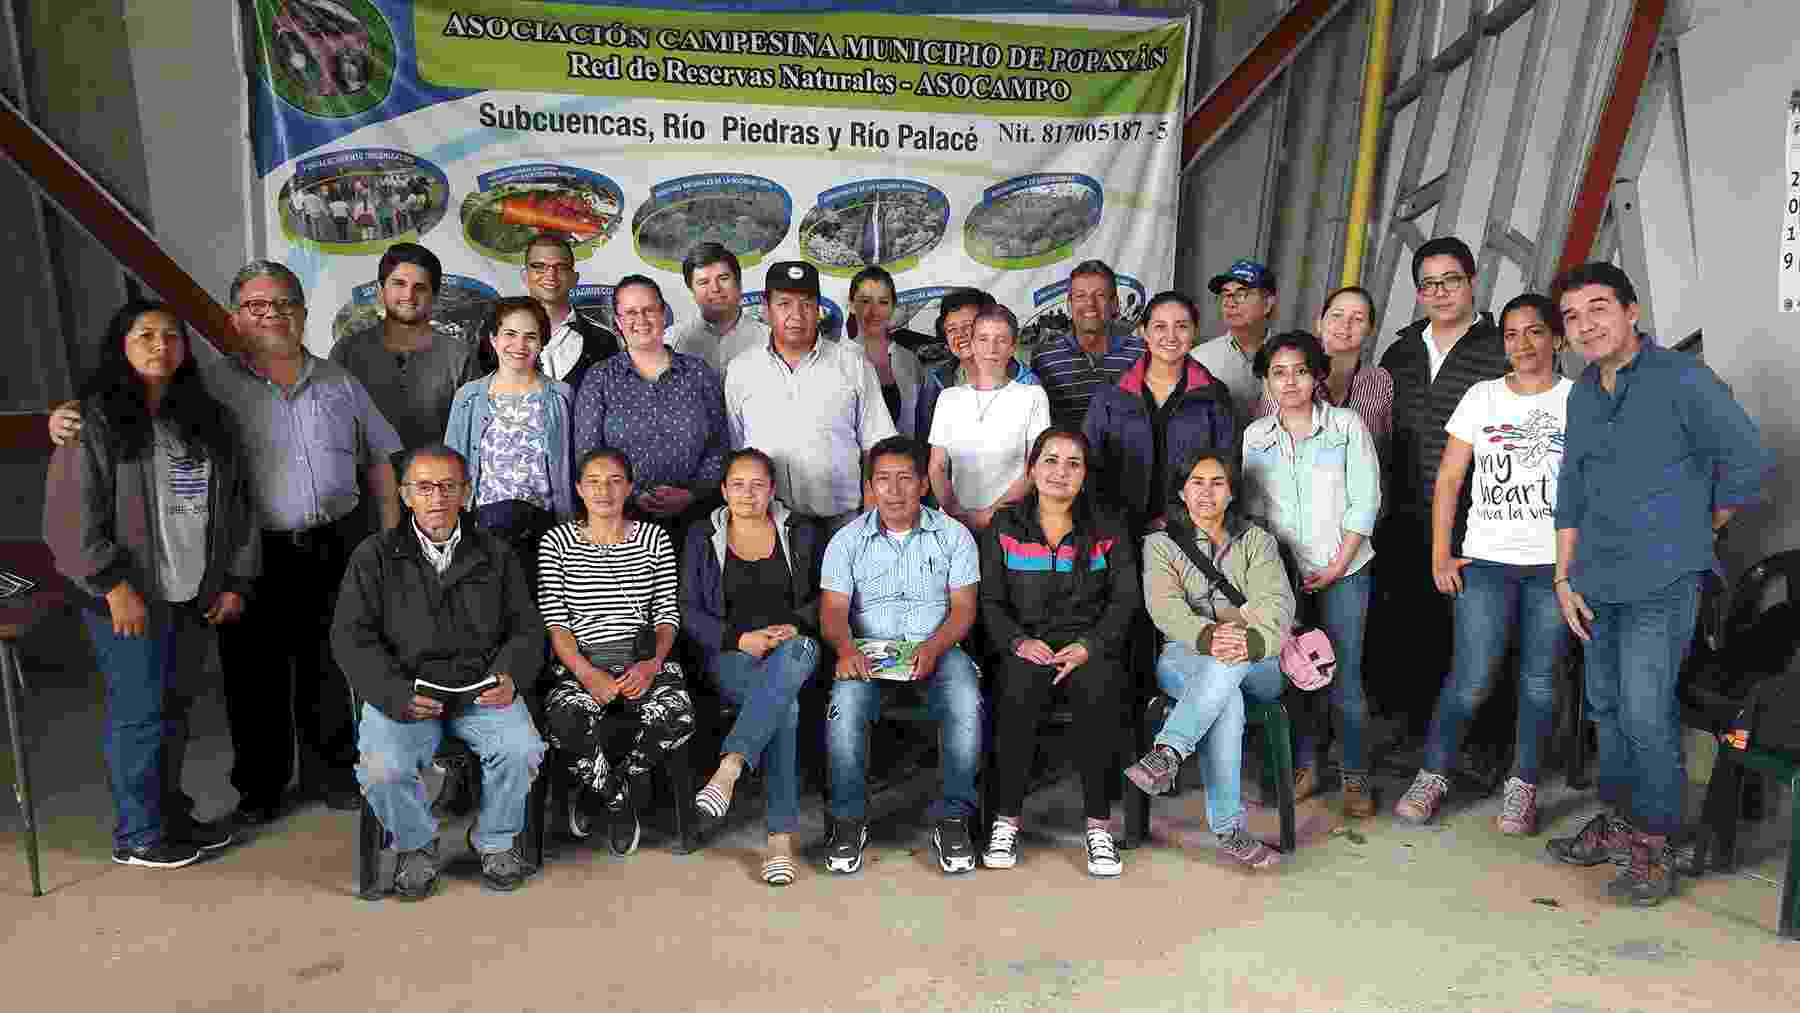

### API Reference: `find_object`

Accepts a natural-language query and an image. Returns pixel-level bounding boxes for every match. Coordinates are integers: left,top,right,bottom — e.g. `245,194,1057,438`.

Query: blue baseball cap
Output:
1208,258,1276,294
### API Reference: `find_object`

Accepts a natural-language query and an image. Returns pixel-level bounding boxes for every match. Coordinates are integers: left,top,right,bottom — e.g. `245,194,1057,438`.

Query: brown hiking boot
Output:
1546,812,1632,867
1293,765,1320,803
1606,832,1678,906
1341,771,1375,818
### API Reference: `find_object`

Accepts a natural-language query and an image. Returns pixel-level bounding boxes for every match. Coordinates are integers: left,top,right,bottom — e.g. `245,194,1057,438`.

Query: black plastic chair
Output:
350,685,550,901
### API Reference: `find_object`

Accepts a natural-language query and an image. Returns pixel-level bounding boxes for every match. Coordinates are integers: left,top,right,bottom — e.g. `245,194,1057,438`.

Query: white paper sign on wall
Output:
1783,89,1800,313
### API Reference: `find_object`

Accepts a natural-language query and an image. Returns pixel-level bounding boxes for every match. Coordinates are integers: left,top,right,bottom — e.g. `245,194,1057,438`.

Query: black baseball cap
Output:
765,260,820,299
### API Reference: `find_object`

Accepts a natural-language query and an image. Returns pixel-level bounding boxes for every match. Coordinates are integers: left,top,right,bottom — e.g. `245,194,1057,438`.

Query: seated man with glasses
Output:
1374,235,1510,738
518,233,620,394
332,444,547,899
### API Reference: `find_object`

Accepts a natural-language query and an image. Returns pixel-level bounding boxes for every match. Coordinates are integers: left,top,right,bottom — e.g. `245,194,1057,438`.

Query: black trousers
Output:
988,650,1128,821
218,514,360,807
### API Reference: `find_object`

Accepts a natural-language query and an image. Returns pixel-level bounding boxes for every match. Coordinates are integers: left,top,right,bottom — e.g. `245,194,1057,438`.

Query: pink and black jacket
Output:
977,499,1140,662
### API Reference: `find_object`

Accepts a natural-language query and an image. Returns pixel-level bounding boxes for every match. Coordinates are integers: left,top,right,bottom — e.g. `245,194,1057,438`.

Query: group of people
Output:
44,229,1768,909
290,176,431,245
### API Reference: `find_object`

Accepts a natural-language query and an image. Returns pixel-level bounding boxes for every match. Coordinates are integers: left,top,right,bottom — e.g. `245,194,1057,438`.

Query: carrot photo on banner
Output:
460,163,623,266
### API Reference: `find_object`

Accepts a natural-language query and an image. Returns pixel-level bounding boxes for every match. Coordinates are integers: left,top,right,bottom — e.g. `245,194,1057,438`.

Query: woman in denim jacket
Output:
444,297,576,581
1241,330,1381,818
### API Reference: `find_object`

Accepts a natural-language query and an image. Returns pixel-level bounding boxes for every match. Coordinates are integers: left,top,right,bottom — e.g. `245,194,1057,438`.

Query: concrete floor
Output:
3,615,1797,1012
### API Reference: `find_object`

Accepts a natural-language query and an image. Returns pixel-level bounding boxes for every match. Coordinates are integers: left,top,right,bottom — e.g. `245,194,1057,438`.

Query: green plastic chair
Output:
1124,694,1297,853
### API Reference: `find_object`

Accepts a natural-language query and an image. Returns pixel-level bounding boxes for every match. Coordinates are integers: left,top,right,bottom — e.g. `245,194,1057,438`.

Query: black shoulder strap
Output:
1168,527,1247,608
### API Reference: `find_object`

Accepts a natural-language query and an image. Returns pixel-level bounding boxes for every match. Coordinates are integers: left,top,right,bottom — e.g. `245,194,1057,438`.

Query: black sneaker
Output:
567,784,594,841
825,818,868,874
605,782,640,857
933,817,976,874
231,799,283,827
178,819,237,852
112,841,202,869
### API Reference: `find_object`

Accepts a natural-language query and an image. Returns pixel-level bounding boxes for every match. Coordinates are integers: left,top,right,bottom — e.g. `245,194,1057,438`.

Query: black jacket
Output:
560,310,622,395
331,520,545,721
1379,313,1509,518
978,499,1140,661
1082,356,1237,531
679,502,822,677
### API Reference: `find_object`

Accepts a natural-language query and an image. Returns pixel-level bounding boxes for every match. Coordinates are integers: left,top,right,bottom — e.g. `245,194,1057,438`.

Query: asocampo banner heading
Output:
250,0,1187,361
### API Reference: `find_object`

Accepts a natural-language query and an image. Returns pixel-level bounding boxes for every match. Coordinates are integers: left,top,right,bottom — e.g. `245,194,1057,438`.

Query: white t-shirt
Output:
1444,376,1573,566
927,380,1051,511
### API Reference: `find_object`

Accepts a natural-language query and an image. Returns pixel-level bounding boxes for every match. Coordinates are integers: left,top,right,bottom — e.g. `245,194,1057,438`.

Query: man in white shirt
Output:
725,261,896,528
519,233,620,395
1189,258,1276,421
668,242,770,373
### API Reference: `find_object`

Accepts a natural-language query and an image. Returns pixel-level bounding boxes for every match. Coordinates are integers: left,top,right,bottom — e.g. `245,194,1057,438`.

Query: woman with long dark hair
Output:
1241,330,1382,817
1082,290,1237,534
979,427,1138,875
847,265,926,437
44,300,258,868
1395,293,1572,834
1125,448,1296,870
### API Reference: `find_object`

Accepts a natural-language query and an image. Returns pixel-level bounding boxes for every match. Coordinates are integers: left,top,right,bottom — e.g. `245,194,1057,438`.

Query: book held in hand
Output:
854,639,926,681
414,673,499,712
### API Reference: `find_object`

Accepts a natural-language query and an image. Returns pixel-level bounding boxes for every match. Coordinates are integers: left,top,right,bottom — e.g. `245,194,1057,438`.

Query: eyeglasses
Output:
403,480,465,498
616,307,663,322
1218,289,1261,306
1417,274,1468,296
238,298,304,317
526,261,575,276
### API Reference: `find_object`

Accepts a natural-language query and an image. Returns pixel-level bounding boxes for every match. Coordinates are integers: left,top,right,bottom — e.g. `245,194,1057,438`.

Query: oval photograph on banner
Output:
255,0,397,119
891,286,961,367
460,164,625,266
964,173,1105,270
282,148,449,255
633,174,793,272
798,180,951,278
330,273,499,346
742,291,843,342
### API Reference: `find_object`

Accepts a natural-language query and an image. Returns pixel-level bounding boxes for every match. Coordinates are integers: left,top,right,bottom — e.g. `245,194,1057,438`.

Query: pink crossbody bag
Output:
1171,527,1336,691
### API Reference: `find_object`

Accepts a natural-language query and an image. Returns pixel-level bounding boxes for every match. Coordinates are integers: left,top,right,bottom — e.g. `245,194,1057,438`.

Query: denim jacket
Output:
1241,402,1380,577
443,373,575,519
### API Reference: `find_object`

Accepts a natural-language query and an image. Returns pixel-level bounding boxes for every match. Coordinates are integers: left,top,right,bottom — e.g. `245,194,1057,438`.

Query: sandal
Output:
694,783,732,836
761,855,797,886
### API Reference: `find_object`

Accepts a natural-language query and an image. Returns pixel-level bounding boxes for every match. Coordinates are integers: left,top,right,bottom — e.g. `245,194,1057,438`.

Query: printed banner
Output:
249,0,1187,363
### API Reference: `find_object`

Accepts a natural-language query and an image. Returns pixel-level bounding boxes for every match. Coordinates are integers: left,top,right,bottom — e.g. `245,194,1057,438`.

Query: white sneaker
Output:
983,820,1019,869
1085,826,1122,877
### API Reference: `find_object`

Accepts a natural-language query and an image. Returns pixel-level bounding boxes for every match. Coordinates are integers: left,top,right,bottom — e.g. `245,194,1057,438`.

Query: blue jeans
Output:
1423,562,1565,783
1582,575,1701,836
83,603,208,849
827,645,983,822
711,637,819,834
1154,641,1285,834
1294,568,1373,771
355,699,547,853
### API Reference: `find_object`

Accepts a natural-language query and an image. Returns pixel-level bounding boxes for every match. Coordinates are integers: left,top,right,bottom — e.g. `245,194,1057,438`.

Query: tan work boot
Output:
1293,765,1320,803
1341,770,1375,818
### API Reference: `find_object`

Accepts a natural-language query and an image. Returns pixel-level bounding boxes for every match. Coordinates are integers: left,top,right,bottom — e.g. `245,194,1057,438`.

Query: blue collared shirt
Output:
200,352,403,532
820,506,980,640
1555,340,1769,603
1242,401,1381,577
